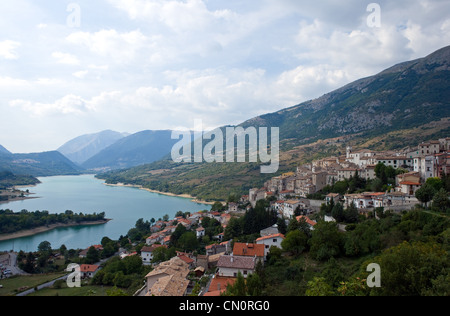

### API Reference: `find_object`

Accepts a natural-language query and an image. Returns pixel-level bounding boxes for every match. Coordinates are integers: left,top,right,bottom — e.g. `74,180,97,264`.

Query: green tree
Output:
344,220,380,257
123,255,143,275
432,188,450,213
22,252,35,273
309,221,342,261
375,163,387,184
305,277,335,296
211,201,224,212
287,217,301,232
171,224,187,246
246,273,263,296
127,228,142,242
151,246,175,264
277,217,287,235
369,241,449,296
59,244,67,257
178,232,199,252
343,202,359,223
337,276,369,296
426,177,443,192
106,287,128,296
331,203,344,222
322,257,345,288
281,230,308,256
224,272,247,296
224,217,243,240
86,246,100,264
415,183,437,208
38,241,52,254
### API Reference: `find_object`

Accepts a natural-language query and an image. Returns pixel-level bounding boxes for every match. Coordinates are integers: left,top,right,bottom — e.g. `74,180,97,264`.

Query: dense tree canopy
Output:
0,209,106,234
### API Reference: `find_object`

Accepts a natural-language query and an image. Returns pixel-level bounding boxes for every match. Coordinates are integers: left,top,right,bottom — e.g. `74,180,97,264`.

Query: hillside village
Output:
3,137,449,297
250,137,450,217
74,137,449,297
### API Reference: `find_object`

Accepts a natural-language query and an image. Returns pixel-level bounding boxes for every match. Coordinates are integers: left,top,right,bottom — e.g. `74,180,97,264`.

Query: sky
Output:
0,0,449,153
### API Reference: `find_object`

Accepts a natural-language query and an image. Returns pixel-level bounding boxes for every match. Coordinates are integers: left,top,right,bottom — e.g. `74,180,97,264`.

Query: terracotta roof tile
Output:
233,243,265,257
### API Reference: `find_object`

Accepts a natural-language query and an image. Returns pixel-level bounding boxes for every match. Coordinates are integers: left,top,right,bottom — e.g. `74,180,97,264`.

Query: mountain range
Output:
0,150,83,177
97,45,450,201
0,145,11,155
2,45,449,192
241,45,450,147
57,130,127,165
79,130,180,171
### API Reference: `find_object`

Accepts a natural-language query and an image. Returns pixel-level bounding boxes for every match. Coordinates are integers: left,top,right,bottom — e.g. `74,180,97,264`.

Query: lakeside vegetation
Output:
0,209,107,235
0,171,40,190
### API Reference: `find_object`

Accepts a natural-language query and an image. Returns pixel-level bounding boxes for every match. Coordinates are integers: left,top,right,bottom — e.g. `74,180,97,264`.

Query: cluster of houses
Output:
69,209,319,297
135,223,289,296
76,137,449,296
247,138,450,217
144,211,232,248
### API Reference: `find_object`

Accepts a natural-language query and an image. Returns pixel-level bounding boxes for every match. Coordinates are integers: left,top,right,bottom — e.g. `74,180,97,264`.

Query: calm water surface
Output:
0,175,210,252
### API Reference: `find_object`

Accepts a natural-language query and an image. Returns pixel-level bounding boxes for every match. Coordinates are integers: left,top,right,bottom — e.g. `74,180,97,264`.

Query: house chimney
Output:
218,283,221,291
230,254,234,263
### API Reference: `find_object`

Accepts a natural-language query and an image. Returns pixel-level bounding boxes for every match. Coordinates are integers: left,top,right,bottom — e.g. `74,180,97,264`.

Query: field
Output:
0,273,65,296
27,284,113,297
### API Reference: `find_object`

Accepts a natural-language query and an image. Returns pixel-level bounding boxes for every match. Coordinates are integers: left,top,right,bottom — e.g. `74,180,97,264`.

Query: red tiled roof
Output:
233,243,265,257
177,254,194,264
80,264,99,272
141,244,168,253
296,215,317,226
204,276,236,296
400,181,421,186
256,233,285,242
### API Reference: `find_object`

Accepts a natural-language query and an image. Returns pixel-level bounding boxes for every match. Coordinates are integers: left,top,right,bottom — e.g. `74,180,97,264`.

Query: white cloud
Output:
72,70,89,79
66,29,149,64
52,51,80,65
10,94,90,117
1,0,450,153
0,76,29,87
0,40,20,60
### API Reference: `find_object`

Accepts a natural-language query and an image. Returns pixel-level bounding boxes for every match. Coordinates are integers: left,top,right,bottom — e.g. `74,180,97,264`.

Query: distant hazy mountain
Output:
0,145,11,155
0,151,83,177
58,130,127,164
81,130,179,171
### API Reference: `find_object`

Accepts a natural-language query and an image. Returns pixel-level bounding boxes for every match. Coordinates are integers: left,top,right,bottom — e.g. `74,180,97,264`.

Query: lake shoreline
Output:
0,196,40,205
0,219,112,242
103,182,217,205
